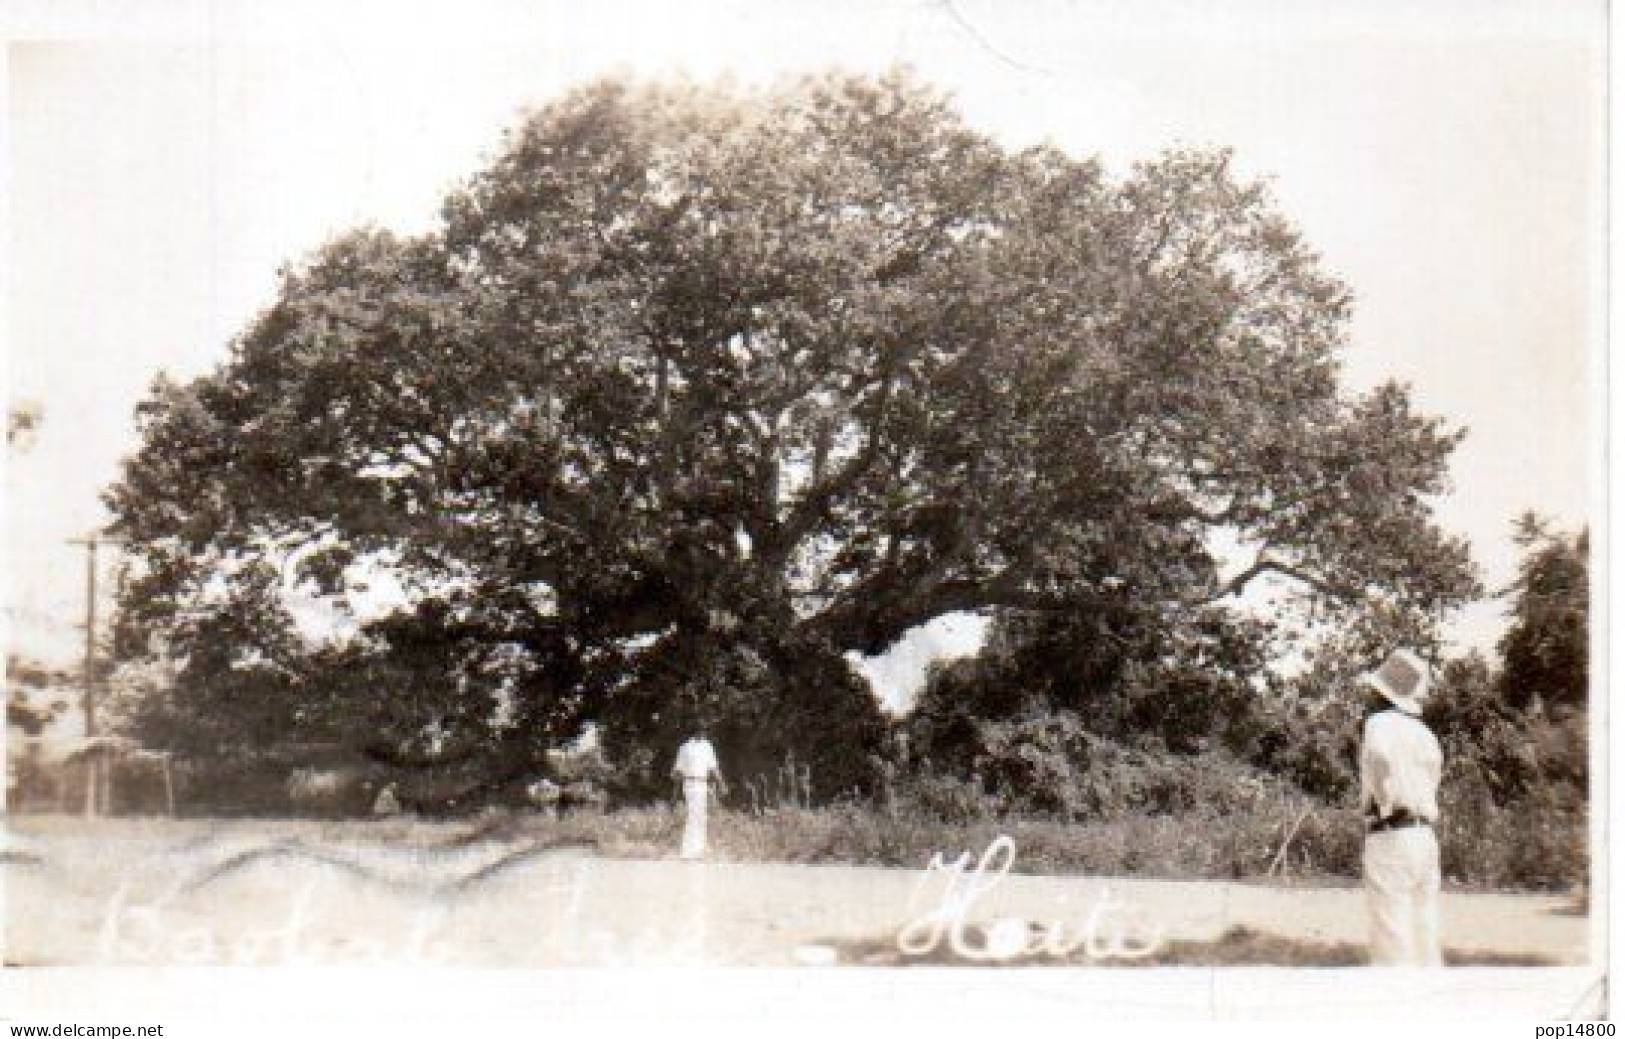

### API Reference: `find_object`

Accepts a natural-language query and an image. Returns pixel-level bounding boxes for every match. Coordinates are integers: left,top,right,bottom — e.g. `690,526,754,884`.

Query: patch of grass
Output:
38,794,1578,892
685,801,1365,881
392,800,1576,893
826,924,1559,968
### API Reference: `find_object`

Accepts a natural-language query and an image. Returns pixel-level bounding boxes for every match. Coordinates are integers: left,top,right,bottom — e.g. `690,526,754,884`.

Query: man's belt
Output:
1367,808,1434,834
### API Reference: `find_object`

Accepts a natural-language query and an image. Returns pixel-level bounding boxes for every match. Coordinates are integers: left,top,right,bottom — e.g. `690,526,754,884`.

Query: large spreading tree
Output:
107,71,1478,800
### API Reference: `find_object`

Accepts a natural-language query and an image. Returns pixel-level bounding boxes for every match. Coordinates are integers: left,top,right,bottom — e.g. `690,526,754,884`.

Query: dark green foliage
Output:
7,402,41,445
1423,517,1592,890
1427,652,1538,804
906,606,1278,773
1499,515,1588,712
902,604,1293,815
107,72,1477,812
6,657,73,737
1243,695,1361,803
896,705,1297,824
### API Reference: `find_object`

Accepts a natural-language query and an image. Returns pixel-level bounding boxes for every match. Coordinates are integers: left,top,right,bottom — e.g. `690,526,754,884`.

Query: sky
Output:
4,0,1604,711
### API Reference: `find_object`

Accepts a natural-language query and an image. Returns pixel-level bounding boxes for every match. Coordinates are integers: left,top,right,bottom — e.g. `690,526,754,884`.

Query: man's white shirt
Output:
674,737,719,779
1359,710,1442,822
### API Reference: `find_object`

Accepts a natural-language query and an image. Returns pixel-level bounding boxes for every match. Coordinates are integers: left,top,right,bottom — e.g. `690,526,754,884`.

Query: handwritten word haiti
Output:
898,836,1165,963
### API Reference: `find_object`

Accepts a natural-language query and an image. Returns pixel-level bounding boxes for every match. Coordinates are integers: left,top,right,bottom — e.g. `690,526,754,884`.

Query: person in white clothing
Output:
1357,647,1445,967
672,730,727,860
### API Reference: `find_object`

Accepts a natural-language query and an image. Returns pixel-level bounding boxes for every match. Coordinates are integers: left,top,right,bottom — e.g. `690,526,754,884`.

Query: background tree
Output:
107,72,1479,805
7,411,64,738
1423,517,1590,890
1498,513,1588,713
8,400,42,446
6,656,71,737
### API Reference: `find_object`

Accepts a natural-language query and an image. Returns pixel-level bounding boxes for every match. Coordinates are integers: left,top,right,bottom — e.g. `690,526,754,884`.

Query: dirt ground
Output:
1,815,1591,968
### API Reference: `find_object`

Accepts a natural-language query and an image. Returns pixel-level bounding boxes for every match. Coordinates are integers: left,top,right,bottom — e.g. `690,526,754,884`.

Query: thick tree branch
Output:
805,540,1046,655
769,369,898,556
1199,552,1356,606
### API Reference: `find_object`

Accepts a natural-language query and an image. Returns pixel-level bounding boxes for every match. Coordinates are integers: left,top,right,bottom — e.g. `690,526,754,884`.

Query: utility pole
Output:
67,531,125,815
68,534,106,735
83,536,98,735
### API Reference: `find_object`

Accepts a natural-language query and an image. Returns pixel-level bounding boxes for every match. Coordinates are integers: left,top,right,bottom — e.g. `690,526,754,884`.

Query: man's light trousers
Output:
681,777,710,860
1364,825,1443,967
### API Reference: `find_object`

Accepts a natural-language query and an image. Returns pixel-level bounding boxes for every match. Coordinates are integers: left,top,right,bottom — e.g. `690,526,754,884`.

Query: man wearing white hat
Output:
1358,647,1445,967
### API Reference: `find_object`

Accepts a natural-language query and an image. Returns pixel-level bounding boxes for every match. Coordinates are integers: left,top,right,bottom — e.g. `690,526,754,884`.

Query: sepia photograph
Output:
2,0,1607,1026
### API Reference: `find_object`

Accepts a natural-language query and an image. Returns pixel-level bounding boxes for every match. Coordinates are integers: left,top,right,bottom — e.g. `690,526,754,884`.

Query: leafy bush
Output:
1437,759,1587,890
1245,696,1359,802
516,797,1364,881
888,771,989,825
1425,650,1589,890
900,711,1294,825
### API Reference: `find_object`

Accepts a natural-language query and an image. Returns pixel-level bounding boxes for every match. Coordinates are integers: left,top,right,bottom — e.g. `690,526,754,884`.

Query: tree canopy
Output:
6,657,72,737
1497,514,1587,713
107,71,1478,800
7,401,41,446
